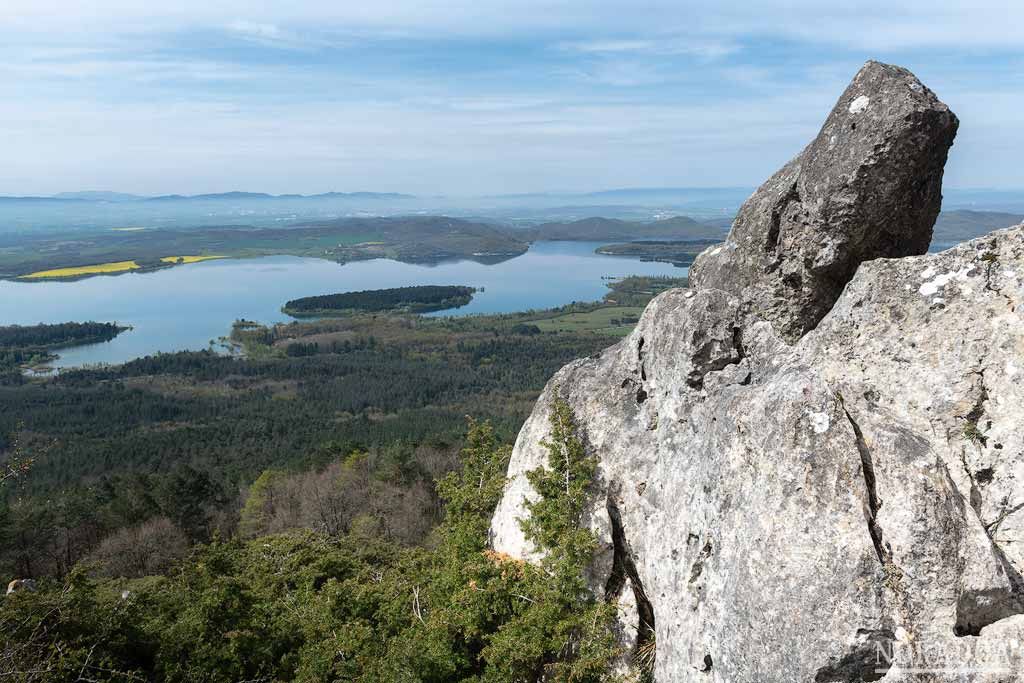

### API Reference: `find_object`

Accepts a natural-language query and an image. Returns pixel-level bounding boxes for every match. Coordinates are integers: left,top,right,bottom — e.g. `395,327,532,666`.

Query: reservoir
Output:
0,241,687,368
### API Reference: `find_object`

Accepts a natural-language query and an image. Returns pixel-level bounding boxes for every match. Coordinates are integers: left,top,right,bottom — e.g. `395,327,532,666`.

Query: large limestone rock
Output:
690,61,958,342
490,62,1024,682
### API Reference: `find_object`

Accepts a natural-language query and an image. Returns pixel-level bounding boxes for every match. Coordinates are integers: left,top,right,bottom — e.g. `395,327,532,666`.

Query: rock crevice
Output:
841,404,890,568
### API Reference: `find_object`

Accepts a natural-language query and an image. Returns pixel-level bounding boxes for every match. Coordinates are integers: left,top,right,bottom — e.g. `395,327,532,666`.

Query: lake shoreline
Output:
1,243,688,370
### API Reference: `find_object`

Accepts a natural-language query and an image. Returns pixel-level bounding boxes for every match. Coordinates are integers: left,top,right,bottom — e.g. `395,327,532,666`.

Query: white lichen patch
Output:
848,95,870,114
709,247,722,257
808,411,831,434
920,266,936,280
918,267,972,296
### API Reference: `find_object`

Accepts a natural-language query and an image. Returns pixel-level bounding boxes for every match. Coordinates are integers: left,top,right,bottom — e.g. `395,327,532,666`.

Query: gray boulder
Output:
490,62,1024,681
690,60,958,343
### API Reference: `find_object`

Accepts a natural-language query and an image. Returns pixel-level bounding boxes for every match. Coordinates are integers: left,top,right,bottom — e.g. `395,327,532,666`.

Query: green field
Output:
530,305,643,336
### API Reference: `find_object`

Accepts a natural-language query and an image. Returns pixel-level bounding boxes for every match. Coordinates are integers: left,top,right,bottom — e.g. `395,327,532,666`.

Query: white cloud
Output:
224,20,331,50
227,20,283,40
231,20,280,36
559,37,740,61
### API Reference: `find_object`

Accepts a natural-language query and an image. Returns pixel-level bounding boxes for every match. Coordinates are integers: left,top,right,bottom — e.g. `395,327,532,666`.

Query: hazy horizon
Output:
5,185,1024,203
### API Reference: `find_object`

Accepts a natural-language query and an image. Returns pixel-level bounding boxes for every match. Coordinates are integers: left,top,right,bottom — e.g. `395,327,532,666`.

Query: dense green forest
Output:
0,310,614,578
1,410,635,681
0,322,126,373
283,285,477,316
0,322,125,349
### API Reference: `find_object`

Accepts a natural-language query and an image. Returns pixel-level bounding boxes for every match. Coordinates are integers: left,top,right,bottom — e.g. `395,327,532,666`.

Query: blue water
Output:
0,241,687,368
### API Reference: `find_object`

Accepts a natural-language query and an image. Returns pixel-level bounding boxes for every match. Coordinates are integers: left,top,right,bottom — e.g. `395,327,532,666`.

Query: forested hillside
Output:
0,411,628,682
0,277,686,680
0,316,613,577
0,277,699,579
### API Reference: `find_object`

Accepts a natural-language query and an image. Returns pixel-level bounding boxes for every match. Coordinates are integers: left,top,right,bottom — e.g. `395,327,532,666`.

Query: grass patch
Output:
20,260,140,279
531,305,644,336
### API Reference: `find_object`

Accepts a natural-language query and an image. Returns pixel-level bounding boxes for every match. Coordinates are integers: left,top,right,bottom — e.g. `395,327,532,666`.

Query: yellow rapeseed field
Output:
160,255,226,264
21,261,141,279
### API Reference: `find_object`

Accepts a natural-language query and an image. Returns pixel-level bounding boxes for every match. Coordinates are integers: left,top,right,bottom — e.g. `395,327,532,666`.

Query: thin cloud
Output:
224,20,331,50
227,20,283,40
558,36,740,61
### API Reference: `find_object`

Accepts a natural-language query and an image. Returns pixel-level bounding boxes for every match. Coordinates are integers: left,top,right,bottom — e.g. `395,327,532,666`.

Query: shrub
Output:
88,516,189,578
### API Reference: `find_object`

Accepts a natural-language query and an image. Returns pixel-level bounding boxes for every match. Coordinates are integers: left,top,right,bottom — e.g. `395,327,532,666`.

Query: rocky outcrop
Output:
690,61,958,342
490,62,1024,681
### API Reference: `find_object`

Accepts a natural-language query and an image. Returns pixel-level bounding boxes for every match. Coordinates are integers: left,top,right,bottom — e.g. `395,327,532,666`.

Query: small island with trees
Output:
0,321,128,374
283,285,477,317
595,238,722,266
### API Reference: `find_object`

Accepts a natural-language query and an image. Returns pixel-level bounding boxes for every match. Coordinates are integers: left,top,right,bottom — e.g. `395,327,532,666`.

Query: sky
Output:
1,1,1022,196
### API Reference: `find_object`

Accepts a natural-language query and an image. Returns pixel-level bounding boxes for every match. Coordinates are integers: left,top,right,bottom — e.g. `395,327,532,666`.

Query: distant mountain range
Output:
145,191,415,202
2,186,752,205
520,215,729,241
0,191,417,203
52,191,146,202
1,189,1021,246
3,186,1023,205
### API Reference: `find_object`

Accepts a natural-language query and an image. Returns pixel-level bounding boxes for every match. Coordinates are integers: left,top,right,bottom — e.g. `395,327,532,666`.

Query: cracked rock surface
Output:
489,62,1024,681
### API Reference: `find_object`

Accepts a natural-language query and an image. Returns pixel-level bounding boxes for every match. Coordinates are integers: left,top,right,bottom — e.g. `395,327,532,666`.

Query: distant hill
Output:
0,191,416,203
312,191,415,200
933,209,1024,241
146,191,416,202
0,195,88,203
584,187,750,199
52,191,145,202
147,191,274,201
521,215,728,241
0,215,530,280
298,215,528,263
595,239,722,266
699,216,735,231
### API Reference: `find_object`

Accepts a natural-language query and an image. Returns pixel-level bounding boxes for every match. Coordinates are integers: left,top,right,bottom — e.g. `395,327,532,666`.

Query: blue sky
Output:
1,1,1022,196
